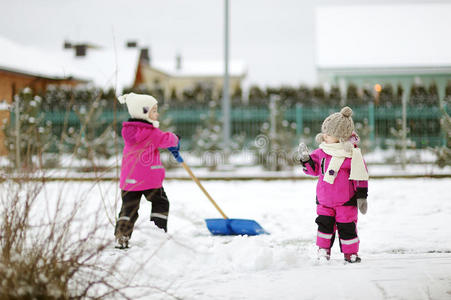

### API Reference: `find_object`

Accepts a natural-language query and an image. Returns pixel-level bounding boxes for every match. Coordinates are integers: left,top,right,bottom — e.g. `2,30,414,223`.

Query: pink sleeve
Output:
355,180,368,189
155,130,179,149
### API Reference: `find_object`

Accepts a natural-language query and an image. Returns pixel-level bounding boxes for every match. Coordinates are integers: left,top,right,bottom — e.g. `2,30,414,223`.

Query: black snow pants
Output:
114,187,170,239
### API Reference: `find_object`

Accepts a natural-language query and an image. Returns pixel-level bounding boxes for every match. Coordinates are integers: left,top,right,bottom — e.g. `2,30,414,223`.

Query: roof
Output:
60,48,140,92
315,4,451,69
0,35,140,93
0,35,246,92
0,35,85,80
150,60,247,78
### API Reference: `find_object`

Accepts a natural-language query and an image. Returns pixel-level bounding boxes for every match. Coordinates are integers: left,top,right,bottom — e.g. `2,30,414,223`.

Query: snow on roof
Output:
0,36,140,93
315,4,451,69
0,35,246,93
151,60,247,78
60,47,139,93
0,35,83,80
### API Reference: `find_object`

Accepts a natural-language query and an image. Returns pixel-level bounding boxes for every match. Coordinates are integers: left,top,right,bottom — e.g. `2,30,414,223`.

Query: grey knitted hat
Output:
318,106,355,142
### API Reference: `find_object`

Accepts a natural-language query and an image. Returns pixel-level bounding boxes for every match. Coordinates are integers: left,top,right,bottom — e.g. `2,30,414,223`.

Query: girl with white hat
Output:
114,93,180,249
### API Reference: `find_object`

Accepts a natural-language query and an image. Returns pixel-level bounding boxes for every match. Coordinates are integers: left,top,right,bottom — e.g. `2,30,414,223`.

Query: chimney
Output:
126,40,138,48
176,53,182,71
63,40,72,49
139,48,151,65
74,44,87,57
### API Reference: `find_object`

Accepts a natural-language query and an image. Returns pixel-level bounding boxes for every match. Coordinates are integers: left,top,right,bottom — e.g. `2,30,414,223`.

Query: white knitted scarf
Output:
319,142,369,184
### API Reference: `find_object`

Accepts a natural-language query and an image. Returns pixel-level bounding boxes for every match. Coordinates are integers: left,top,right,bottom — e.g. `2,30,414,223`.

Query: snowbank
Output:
14,178,450,299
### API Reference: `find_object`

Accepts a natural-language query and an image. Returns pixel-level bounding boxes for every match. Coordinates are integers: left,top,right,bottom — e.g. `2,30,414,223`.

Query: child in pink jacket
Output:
299,107,369,263
114,93,179,249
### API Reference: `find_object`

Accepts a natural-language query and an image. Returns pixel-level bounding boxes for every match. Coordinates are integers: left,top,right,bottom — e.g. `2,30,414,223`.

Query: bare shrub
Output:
0,174,132,299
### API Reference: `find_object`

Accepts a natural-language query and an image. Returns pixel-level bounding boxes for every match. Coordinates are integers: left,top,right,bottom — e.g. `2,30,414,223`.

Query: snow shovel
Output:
170,149,267,235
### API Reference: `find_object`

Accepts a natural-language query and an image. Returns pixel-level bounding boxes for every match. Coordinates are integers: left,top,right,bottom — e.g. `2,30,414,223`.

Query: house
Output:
0,37,142,155
315,4,451,106
0,36,89,155
0,36,89,104
0,36,247,155
60,40,141,93
135,51,247,100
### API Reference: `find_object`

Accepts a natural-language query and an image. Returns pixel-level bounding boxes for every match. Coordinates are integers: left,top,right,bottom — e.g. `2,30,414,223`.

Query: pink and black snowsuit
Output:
302,148,368,254
120,120,178,191
115,119,179,236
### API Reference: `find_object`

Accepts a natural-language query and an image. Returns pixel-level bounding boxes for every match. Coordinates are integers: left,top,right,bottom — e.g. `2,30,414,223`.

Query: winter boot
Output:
115,235,129,249
344,253,361,263
318,248,331,261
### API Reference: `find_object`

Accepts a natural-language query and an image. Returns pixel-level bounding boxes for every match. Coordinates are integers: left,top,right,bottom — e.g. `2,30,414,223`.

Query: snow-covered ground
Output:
21,178,451,299
3,148,450,180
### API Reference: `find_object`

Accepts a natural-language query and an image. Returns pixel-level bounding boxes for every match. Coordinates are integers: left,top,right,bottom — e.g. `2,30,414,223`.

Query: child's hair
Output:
316,106,355,151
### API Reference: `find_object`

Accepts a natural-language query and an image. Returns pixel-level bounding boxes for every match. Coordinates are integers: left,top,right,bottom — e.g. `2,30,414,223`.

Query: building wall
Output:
0,110,8,156
0,69,83,156
141,66,244,100
0,69,82,103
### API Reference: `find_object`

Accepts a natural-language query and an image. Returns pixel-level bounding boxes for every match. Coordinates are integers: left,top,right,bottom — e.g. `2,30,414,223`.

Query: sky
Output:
0,0,448,88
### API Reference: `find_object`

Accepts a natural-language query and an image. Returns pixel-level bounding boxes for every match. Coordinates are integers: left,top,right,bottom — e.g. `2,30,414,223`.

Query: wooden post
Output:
13,84,21,169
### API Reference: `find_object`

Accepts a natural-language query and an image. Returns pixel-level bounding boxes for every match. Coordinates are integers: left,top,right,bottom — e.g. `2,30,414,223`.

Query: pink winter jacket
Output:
302,148,368,207
119,120,179,191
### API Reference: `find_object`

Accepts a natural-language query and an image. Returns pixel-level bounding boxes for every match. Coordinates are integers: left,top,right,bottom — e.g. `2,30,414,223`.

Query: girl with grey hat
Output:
298,107,369,263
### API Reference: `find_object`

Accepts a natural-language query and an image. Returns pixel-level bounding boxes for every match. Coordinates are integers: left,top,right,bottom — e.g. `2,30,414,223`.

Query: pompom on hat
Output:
118,92,159,128
316,106,355,147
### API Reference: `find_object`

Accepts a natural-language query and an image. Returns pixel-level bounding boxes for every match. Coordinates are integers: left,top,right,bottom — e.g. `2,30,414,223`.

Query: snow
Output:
0,101,10,110
0,33,248,94
0,35,140,93
2,148,451,180
19,178,451,299
315,4,451,68
0,35,85,80
60,46,140,92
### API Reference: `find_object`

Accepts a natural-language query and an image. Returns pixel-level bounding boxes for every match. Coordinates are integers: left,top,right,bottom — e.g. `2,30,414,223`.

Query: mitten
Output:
357,198,368,214
168,141,183,163
298,142,311,163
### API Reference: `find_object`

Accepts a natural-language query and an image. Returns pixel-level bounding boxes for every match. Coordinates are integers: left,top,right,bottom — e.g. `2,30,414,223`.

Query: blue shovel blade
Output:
205,218,268,236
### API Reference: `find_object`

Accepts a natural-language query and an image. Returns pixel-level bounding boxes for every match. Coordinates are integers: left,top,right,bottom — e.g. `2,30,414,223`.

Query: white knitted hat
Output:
118,92,159,128
316,106,355,147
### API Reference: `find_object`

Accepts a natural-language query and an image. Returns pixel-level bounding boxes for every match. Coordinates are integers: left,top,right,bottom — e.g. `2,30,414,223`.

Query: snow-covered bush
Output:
385,118,416,164
253,97,298,171
158,103,178,170
435,108,451,168
0,177,124,299
192,100,245,170
2,88,54,170
38,87,120,171
59,92,120,169
354,118,372,154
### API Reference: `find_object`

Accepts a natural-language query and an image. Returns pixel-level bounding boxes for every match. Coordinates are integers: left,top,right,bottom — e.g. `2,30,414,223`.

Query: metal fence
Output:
42,104,449,151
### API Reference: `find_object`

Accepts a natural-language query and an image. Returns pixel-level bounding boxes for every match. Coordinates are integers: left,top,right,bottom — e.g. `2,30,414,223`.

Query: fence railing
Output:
42,104,449,151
